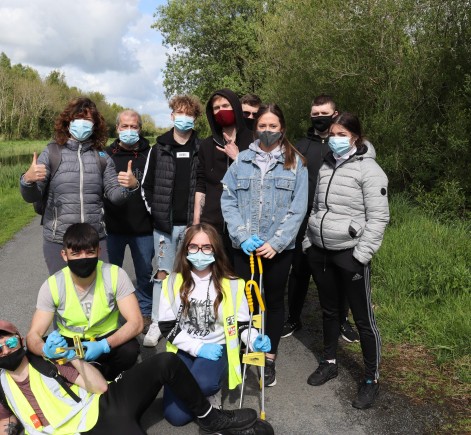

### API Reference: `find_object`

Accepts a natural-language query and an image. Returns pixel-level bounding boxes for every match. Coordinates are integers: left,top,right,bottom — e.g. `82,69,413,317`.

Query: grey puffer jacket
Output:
20,139,130,243
302,143,389,264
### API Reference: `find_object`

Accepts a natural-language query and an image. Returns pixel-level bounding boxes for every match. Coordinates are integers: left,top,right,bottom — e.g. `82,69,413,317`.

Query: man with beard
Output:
26,223,143,381
0,320,258,434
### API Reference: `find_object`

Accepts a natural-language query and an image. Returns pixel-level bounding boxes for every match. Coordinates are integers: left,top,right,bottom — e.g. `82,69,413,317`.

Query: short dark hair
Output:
311,94,336,111
240,93,262,107
63,223,99,251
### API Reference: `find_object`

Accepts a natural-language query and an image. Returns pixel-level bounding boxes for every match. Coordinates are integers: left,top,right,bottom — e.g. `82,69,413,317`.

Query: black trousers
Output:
307,245,381,380
63,331,140,381
86,353,210,435
286,218,348,322
234,249,293,354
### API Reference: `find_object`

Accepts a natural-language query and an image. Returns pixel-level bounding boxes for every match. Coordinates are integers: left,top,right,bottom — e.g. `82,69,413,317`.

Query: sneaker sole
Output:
340,333,360,343
307,371,338,386
142,339,159,347
265,378,277,387
281,326,301,338
199,417,257,434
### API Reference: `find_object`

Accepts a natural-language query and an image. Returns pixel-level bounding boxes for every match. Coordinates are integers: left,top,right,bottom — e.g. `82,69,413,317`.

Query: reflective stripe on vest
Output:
48,261,119,339
164,274,244,389
0,365,100,434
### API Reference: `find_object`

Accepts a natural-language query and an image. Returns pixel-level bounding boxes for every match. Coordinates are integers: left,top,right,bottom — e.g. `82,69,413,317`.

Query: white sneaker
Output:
207,390,222,409
143,322,161,347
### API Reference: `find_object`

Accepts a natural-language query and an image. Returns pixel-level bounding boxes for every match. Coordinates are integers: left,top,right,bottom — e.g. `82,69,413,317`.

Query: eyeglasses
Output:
187,244,214,255
0,336,19,351
243,111,258,118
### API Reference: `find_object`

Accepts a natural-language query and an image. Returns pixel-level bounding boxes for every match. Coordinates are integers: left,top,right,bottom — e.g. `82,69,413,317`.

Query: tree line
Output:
154,0,471,219
0,53,159,141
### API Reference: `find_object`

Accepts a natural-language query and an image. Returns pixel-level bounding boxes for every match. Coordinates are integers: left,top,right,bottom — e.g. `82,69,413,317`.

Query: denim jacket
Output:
221,144,308,252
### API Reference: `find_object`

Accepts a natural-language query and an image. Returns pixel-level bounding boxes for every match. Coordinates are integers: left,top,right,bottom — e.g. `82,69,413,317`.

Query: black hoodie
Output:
103,137,153,235
195,88,254,232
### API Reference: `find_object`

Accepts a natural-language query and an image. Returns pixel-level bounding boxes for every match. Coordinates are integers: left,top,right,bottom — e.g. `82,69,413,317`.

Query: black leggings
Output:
234,249,293,354
307,246,381,380
86,353,210,435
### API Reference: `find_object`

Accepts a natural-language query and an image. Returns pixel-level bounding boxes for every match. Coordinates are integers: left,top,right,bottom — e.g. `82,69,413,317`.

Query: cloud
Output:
0,0,173,126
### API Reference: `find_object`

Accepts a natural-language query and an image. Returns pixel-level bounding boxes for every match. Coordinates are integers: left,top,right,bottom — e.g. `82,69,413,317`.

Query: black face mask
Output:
0,347,26,371
67,257,98,278
311,115,334,133
244,117,255,131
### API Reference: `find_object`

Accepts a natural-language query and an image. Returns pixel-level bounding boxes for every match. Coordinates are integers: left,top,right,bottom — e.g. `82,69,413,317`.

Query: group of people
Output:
0,89,389,434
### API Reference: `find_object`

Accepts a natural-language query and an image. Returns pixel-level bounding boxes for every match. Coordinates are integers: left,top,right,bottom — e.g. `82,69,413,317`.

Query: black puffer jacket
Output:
195,88,254,232
142,129,199,234
103,137,153,235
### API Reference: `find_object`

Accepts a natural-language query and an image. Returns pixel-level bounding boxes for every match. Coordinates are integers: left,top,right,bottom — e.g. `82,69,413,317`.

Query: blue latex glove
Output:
240,235,265,255
42,330,69,359
197,343,223,361
82,338,110,362
252,334,271,352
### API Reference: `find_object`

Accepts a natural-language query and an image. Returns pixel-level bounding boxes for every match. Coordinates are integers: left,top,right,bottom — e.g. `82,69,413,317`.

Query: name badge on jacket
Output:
176,152,190,158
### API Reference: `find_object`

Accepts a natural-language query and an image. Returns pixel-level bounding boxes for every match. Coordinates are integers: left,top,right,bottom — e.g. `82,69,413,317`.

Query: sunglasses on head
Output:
0,336,19,350
243,111,258,118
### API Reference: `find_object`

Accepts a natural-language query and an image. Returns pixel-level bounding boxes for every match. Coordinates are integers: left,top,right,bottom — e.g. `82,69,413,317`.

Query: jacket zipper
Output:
78,144,84,223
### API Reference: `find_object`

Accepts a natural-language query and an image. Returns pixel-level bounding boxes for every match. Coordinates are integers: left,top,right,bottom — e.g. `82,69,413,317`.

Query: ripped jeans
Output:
151,226,186,322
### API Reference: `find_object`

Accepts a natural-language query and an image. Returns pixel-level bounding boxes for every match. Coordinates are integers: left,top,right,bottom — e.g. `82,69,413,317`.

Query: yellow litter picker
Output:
55,335,88,365
239,253,267,420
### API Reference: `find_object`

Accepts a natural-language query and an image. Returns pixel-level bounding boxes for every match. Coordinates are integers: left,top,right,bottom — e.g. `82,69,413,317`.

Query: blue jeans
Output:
107,233,154,317
151,226,186,322
163,347,228,426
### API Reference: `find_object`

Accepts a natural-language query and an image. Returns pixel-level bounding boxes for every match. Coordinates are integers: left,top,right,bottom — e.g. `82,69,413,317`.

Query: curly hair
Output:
173,223,236,320
169,95,203,119
54,97,108,150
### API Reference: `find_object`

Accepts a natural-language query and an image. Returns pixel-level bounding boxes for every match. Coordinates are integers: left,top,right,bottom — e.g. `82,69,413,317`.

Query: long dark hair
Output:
54,97,108,149
331,112,364,148
174,224,236,319
254,103,306,169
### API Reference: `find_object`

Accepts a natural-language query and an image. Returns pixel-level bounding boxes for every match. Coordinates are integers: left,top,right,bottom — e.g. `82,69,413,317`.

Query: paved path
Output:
0,218,437,434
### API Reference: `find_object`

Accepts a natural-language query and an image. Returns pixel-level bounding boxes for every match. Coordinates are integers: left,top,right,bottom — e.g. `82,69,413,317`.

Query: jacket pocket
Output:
275,177,295,206
235,178,251,208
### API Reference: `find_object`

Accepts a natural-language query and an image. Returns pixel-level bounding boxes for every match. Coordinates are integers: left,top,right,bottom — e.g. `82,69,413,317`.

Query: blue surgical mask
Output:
174,115,195,132
187,251,215,271
119,129,140,145
69,119,94,142
328,136,352,156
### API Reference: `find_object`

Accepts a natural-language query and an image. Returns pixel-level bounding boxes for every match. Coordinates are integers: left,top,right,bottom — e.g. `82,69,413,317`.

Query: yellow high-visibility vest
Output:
0,363,100,434
163,274,244,389
48,261,119,339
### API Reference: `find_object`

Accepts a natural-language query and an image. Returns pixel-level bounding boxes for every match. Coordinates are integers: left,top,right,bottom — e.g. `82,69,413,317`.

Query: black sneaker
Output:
210,418,275,435
281,319,302,338
352,380,379,409
198,408,257,434
264,358,276,387
307,361,338,386
340,320,360,343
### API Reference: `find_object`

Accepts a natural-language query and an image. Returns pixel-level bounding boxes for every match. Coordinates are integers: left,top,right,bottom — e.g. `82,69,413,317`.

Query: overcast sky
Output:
0,0,174,127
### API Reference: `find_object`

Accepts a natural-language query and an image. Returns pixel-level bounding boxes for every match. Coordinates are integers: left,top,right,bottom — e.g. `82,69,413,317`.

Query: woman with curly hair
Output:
20,97,139,274
158,223,271,426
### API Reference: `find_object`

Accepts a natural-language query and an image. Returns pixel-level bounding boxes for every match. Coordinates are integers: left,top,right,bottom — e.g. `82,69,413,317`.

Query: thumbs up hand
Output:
117,160,138,189
23,152,47,183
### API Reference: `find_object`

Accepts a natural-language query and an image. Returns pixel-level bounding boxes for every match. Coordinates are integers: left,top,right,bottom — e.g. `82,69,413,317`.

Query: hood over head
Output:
205,88,249,146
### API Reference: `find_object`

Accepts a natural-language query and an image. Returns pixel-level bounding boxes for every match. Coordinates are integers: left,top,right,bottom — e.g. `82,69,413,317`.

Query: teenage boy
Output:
240,93,262,131
0,320,257,434
141,95,203,347
282,95,359,343
194,88,253,262
26,223,143,381
104,109,154,334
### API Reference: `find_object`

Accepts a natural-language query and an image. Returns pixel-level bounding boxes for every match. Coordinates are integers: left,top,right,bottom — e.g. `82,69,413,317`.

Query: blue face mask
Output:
69,119,94,142
187,251,215,271
119,129,140,146
328,136,352,156
174,115,195,132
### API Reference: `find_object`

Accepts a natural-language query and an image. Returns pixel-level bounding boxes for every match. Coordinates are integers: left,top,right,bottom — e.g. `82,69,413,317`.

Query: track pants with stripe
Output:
307,245,381,380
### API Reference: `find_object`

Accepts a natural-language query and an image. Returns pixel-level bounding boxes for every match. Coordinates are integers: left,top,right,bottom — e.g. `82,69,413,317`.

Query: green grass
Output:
0,140,46,158
373,194,471,369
